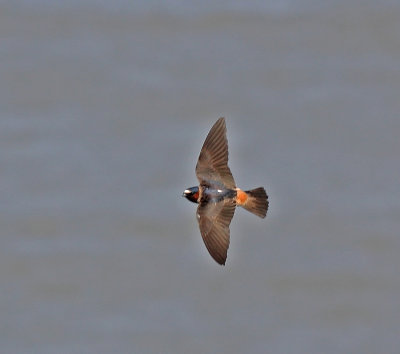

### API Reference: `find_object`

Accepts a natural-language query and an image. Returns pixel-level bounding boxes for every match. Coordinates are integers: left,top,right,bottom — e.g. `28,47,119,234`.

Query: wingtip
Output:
213,117,226,129
210,253,227,266
216,259,226,266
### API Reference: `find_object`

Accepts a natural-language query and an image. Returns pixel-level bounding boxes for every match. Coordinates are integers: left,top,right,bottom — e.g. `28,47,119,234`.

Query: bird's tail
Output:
241,187,269,218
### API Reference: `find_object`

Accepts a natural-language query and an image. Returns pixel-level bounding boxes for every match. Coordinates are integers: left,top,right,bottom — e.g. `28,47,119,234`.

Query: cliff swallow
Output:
183,117,269,265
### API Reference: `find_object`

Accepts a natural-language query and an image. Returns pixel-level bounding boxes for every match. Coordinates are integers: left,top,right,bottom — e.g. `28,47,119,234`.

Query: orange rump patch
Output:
236,188,248,205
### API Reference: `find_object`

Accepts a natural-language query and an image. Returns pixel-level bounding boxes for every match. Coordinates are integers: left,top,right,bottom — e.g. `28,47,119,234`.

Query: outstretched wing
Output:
196,198,236,265
195,117,236,189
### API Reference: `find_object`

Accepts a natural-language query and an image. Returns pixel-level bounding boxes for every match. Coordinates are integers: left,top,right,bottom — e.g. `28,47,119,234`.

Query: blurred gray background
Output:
1,1,400,353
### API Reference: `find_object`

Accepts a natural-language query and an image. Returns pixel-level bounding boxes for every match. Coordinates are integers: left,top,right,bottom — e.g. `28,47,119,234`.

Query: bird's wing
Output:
195,117,236,189
196,198,236,265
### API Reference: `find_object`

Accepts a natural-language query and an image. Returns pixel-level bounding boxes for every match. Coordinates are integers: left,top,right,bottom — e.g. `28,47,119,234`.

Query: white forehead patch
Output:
184,189,191,194
217,189,223,193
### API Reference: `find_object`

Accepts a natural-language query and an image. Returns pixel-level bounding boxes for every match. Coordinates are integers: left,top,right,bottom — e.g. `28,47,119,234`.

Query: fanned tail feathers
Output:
242,187,269,218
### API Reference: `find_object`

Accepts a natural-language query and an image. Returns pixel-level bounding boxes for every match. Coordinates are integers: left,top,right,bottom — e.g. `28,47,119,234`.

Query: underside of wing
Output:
196,198,236,265
195,117,236,189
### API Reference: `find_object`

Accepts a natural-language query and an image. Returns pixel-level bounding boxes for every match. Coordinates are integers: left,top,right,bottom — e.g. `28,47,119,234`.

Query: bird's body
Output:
183,117,269,265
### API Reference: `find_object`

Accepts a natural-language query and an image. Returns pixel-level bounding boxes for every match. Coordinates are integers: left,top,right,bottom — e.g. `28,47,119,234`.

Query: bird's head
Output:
182,186,199,204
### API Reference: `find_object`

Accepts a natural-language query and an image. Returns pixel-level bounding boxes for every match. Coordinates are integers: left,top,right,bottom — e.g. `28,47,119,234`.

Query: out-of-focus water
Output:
1,2,400,353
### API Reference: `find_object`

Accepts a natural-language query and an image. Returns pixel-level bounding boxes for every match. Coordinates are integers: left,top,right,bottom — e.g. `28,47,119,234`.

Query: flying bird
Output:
183,117,269,265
